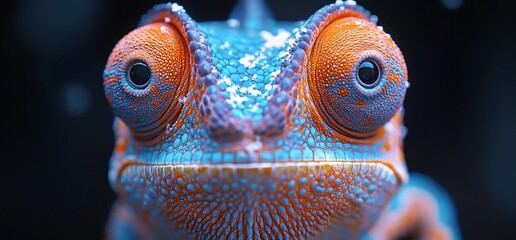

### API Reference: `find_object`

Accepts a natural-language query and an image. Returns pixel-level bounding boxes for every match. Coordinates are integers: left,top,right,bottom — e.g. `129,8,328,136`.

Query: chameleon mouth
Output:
114,161,401,238
114,160,402,184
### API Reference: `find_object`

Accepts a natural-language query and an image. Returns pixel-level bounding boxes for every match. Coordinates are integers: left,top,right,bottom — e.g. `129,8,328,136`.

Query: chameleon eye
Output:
307,16,408,137
127,61,151,89
357,60,380,88
103,22,191,141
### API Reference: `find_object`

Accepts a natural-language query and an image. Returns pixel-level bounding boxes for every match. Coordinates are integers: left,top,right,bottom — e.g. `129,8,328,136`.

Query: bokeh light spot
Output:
62,82,91,116
441,0,463,10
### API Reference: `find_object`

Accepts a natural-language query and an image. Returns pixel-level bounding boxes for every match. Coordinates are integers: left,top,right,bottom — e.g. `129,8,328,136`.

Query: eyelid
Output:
351,51,386,94
126,60,152,90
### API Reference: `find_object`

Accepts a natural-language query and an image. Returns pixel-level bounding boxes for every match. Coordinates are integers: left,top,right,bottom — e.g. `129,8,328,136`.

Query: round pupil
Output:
128,62,151,88
357,60,380,87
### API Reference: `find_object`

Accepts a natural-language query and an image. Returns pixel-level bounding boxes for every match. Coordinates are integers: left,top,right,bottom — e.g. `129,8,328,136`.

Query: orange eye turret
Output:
307,16,408,138
103,22,191,141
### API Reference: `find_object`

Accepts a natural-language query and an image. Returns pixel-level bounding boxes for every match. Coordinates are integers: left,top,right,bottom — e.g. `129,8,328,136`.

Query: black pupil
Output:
129,62,151,88
357,60,380,87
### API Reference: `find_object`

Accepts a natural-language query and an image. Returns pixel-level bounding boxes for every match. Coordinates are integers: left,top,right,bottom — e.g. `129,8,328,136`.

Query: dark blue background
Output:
2,0,515,239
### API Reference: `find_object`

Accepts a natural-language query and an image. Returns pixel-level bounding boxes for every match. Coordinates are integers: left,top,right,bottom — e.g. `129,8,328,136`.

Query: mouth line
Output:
116,159,402,184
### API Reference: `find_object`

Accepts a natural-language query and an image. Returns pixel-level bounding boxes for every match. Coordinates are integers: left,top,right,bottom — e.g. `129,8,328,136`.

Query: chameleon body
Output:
103,0,461,239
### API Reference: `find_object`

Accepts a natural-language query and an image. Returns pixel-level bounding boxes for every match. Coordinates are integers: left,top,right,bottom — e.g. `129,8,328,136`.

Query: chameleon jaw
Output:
114,161,401,239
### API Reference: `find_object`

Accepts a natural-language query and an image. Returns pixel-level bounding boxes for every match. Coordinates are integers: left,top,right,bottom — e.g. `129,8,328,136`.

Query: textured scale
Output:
103,1,461,239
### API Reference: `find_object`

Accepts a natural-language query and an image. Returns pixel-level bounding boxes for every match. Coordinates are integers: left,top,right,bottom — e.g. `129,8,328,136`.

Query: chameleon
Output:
102,0,461,239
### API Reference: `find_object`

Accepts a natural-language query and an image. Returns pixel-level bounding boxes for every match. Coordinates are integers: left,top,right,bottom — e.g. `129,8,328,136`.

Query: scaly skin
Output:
102,1,461,239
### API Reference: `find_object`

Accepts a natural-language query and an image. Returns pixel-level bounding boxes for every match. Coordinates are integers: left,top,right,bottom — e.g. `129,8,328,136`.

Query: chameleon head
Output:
103,1,409,238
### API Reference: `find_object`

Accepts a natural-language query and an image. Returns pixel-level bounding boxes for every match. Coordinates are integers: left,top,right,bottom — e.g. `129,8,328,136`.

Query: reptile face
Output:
103,1,409,239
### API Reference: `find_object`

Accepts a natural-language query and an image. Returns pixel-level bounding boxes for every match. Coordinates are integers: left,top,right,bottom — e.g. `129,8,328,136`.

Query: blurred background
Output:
1,0,515,239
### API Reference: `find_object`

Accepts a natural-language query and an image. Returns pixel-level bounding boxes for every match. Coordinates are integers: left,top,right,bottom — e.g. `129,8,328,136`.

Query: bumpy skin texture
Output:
103,1,461,239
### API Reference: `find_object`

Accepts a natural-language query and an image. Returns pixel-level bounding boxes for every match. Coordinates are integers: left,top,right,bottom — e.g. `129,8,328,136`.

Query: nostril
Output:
206,115,247,143
253,112,287,138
